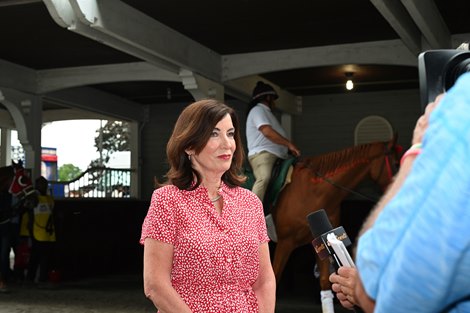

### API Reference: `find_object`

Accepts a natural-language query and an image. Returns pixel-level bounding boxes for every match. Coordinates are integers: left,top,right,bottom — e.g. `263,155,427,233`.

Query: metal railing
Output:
49,167,133,198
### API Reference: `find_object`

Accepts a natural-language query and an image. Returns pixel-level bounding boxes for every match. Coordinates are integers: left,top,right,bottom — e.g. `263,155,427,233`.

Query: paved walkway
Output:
0,275,350,313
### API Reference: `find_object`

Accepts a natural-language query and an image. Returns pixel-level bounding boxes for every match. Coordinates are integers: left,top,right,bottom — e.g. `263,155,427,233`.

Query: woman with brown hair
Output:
140,99,276,313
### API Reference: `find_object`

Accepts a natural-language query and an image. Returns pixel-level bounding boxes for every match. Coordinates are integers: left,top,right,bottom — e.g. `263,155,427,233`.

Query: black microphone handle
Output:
307,210,364,312
353,305,365,313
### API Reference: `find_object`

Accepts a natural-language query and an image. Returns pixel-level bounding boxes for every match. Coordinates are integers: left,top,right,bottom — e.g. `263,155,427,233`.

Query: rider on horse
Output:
246,81,301,241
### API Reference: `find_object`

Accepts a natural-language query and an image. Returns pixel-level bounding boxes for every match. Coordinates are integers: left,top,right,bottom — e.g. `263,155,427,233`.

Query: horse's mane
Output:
299,142,383,176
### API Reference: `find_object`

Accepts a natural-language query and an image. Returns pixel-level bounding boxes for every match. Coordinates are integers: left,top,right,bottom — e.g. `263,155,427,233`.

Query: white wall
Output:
294,89,421,157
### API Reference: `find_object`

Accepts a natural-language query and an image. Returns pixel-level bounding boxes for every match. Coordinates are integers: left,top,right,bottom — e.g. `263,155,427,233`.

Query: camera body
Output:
418,49,470,111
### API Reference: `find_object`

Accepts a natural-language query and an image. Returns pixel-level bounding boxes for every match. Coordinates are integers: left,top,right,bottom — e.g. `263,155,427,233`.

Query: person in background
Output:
0,190,13,293
246,81,301,241
330,72,470,312
24,176,56,286
0,164,37,291
140,99,276,313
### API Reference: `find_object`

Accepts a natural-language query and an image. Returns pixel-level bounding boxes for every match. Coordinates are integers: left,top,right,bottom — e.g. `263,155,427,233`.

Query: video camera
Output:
418,48,470,111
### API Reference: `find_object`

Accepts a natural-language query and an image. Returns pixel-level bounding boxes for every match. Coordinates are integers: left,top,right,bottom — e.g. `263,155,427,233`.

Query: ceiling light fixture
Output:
345,72,354,91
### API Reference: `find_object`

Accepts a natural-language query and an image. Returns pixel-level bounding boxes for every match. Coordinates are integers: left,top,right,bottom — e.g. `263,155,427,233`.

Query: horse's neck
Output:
313,163,371,195
329,161,374,189
310,144,383,189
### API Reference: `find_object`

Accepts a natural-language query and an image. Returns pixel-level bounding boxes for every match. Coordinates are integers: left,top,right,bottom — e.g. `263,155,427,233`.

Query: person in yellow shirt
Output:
22,176,55,284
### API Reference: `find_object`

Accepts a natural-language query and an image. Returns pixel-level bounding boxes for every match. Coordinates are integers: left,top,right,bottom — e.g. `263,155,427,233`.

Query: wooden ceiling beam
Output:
369,0,421,55
401,0,451,49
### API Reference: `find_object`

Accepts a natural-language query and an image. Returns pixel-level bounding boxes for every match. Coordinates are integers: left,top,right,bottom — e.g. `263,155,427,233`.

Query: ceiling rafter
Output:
369,0,421,54
401,0,451,49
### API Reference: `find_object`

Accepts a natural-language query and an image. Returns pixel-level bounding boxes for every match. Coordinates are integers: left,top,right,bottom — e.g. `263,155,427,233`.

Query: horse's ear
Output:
11,160,23,169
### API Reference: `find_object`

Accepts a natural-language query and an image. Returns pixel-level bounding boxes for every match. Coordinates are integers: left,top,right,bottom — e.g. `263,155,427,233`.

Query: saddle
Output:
263,157,296,213
243,157,296,214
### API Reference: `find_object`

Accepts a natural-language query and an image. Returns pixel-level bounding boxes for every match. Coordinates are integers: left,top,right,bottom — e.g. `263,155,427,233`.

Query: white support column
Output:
0,87,42,179
129,120,140,198
0,128,12,166
179,69,224,102
24,97,43,180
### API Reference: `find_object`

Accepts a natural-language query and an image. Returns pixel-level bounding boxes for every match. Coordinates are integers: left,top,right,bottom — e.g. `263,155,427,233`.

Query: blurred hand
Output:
330,267,375,313
288,143,301,157
412,94,444,145
329,267,358,310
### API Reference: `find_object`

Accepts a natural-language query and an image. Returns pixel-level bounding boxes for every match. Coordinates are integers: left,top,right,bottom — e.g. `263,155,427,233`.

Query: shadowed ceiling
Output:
0,0,469,110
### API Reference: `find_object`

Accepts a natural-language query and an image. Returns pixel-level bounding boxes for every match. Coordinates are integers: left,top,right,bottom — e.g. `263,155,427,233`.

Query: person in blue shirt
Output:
330,72,470,313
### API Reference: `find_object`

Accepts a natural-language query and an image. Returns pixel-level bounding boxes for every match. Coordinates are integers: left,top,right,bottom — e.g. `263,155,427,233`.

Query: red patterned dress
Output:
140,182,269,313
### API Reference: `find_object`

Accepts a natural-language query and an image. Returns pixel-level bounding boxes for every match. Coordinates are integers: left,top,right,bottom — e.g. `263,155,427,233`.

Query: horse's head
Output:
9,161,37,209
370,134,403,190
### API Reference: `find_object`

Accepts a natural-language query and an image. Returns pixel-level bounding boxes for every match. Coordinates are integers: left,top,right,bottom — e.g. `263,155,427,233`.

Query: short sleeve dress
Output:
140,182,269,313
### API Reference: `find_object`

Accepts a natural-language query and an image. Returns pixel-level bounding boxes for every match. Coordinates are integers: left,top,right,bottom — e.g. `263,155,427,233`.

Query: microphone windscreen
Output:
307,209,333,238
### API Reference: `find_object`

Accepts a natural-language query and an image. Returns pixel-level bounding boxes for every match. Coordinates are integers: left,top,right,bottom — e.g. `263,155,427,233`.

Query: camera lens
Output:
444,52,470,92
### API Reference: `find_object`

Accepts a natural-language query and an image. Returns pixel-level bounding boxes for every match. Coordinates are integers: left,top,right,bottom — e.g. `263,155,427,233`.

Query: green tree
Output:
59,163,82,181
84,120,130,194
91,120,130,167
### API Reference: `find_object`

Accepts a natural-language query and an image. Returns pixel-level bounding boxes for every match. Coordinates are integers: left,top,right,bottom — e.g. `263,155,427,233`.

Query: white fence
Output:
49,167,133,198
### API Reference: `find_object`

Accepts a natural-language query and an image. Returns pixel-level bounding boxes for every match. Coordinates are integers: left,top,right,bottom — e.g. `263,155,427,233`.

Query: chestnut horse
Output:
271,138,400,312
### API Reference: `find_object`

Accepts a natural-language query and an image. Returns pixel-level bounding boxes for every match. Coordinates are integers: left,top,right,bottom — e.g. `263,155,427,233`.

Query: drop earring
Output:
188,154,191,161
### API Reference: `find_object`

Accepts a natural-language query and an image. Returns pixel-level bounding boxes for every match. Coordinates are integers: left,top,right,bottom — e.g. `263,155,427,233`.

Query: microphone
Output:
308,209,363,313
307,209,355,269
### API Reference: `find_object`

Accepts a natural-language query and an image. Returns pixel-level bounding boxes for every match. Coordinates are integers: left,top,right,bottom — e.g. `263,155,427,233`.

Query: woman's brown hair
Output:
165,99,246,190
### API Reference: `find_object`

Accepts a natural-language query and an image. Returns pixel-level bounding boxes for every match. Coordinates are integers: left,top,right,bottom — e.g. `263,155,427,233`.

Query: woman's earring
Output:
188,154,191,161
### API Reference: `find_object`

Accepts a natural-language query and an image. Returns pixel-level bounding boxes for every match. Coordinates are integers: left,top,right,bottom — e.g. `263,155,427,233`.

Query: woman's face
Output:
189,114,236,177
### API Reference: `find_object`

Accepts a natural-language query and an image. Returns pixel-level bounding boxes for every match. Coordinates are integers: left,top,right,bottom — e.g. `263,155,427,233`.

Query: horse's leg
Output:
316,206,342,313
317,256,335,313
271,238,296,284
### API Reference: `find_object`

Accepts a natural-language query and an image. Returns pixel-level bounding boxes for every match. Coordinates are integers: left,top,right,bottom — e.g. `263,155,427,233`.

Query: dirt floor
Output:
0,274,352,313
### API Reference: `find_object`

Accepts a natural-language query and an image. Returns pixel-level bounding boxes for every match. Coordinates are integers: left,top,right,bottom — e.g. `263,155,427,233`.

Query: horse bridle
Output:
314,141,399,203
13,184,36,199
0,170,36,224
9,167,37,205
374,142,399,183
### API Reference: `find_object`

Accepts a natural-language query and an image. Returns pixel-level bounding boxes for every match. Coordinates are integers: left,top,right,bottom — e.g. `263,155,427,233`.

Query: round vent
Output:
355,115,393,145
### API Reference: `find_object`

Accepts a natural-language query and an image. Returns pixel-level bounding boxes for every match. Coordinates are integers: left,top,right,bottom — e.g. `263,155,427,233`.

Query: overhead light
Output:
345,72,354,91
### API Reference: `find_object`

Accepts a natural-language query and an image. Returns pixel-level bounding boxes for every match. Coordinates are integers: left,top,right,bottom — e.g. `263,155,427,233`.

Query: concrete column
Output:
0,87,43,179
0,127,12,166
179,69,224,102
